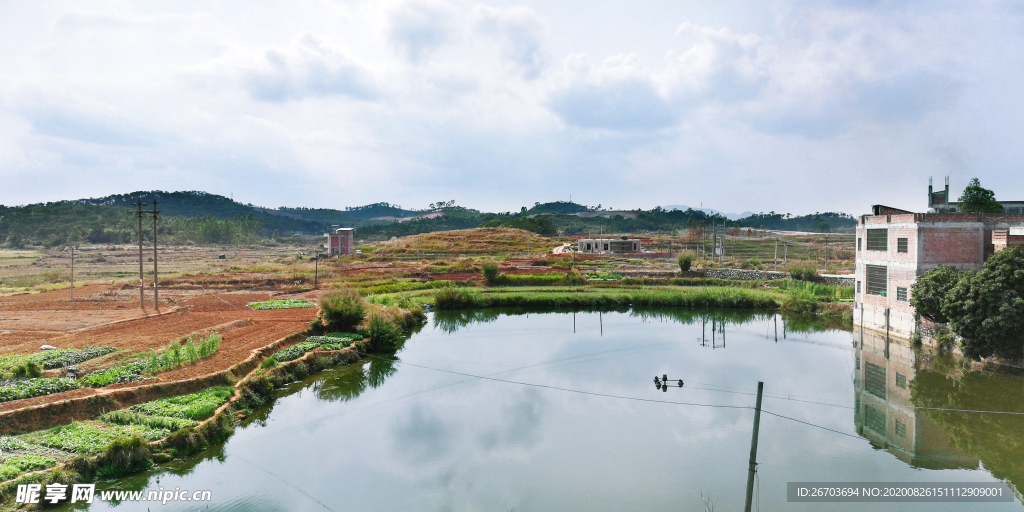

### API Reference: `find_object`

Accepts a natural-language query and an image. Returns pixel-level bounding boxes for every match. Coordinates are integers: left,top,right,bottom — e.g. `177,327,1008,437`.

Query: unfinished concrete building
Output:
576,237,642,254
324,228,354,257
854,204,1024,339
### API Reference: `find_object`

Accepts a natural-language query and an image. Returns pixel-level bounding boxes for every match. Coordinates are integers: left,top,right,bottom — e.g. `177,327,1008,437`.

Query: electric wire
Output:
367,354,753,409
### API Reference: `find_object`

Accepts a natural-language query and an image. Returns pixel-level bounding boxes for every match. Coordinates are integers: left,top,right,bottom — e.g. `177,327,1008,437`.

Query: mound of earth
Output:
372,228,557,254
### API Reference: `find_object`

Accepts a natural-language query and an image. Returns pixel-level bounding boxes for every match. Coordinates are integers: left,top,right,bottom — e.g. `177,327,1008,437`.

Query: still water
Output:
63,309,1024,511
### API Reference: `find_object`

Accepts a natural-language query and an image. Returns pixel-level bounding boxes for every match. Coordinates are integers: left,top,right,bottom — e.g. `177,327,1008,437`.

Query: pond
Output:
59,309,1024,511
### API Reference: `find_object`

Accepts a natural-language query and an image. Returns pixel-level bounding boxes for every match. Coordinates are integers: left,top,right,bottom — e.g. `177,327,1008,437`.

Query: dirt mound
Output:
372,228,557,255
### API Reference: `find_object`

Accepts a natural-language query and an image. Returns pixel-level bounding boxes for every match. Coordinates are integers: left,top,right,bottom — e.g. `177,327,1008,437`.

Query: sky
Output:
1,0,1023,215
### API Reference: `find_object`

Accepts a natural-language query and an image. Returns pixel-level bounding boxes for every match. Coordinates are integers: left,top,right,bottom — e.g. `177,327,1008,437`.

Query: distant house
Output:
576,237,641,254
324,228,354,257
854,187,1024,339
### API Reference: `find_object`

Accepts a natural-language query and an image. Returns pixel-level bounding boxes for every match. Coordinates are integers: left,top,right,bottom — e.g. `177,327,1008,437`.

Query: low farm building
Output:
576,237,642,254
854,205,1024,339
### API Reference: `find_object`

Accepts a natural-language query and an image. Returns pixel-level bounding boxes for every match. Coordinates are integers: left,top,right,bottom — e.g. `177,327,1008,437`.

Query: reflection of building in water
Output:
853,325,979,469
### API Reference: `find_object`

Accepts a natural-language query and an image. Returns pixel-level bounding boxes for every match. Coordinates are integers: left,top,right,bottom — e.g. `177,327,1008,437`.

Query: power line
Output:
760,409,862,440
367,355,753,410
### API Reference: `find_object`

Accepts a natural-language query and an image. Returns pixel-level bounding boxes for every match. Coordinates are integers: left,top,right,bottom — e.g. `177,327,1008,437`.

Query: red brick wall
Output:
920,227,981,265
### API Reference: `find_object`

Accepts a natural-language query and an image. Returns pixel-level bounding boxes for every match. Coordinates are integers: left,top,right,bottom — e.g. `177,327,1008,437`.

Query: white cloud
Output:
242,33,379,103
0,1,1021,214
386,0,458,64
548,54,676,131
474,5,547,79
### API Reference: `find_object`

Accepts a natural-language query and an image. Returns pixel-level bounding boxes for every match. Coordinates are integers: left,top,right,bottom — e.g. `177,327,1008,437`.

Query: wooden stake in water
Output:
744,381,764,512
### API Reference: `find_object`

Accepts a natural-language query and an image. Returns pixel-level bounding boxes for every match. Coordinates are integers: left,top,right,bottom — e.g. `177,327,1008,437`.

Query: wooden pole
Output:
70,246,74,300
135,199,146,311
744,381,764,512
152,200,159,312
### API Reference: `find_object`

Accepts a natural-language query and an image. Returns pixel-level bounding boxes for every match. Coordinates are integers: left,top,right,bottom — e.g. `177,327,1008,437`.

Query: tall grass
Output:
433,286,484,309
319,288,366,331
777,279,853,301
434,287,781,310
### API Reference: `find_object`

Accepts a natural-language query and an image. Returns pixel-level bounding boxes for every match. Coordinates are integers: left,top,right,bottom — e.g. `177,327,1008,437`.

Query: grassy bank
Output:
426,282,853,323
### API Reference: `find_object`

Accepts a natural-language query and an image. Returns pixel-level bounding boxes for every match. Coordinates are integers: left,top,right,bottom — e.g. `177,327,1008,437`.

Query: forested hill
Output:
0,194,857,248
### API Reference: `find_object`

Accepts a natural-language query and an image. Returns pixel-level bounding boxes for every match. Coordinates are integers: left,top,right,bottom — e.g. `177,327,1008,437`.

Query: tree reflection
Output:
913,365,1024,490
311,356,400,403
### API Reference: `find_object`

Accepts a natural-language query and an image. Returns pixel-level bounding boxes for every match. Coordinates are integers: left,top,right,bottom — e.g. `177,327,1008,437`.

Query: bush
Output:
97,435,152,478
367,315,403,353
482,263,499,283
678,252,694,272
741,258,762,270
910,266,961,322
11,361,42,379
433,286,484,309
788,263,818,281
320,289,366,331
942,247,1024,360
780,290,819,313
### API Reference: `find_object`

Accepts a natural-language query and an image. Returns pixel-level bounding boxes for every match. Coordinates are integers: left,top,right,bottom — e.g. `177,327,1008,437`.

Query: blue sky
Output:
1,0,1023,215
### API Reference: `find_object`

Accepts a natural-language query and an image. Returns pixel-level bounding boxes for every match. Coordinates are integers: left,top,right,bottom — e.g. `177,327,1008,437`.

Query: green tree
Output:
910,266,962,322
942,247,1024,359
957,178,1004,213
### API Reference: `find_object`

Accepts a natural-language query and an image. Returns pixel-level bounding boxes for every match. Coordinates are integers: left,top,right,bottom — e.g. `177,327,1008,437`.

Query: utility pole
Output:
133,199,147,311
314,255,319,288
744,381,764,512
774,238,778,270
784,242,788,265
824,235,829,271
151,200,160,312
69,246,75,300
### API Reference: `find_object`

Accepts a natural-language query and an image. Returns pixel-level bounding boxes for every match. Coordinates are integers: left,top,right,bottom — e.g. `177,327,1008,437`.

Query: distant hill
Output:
69,191,329,235
526,201,590,215
663,205,755,220
0,190,858,248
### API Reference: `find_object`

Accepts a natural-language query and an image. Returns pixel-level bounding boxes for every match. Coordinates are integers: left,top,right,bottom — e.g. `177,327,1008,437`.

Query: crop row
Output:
271,333,363,362
128,386,234,421
34,422,170,455
0,346,118,375
247,299,315,310
0,455,56,481
0,378,80,403
79,334,222,388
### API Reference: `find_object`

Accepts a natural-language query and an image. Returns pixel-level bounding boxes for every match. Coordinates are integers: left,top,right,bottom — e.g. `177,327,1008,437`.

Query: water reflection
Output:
855,325,1024,493
852,326,978,469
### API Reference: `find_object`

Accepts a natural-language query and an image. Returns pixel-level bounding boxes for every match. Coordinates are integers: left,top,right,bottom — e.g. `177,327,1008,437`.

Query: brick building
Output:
853,206,1024,338
324,228,354,257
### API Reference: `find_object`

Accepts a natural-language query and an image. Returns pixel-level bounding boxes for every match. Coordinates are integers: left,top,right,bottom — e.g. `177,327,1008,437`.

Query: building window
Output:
865,404,886,433
857,237,862,251
586,243,591,251
896,287,908,302
603,244,609,251
866,265,888,296
896,372,907,389
895,419,907,438
866,229,888,251
897,238,908,253
856,281,861,294
866,362,886,399
855,355,860,370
